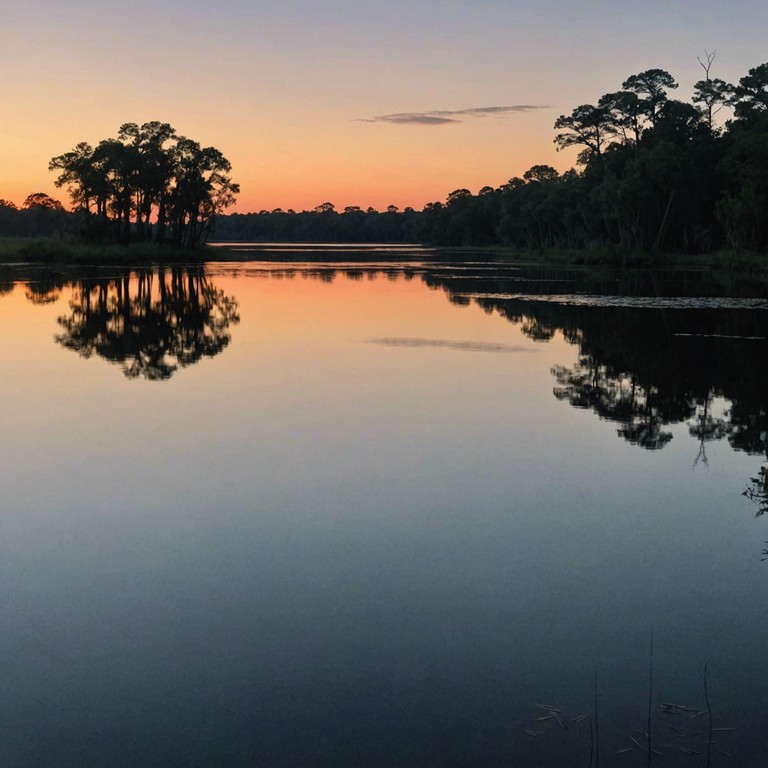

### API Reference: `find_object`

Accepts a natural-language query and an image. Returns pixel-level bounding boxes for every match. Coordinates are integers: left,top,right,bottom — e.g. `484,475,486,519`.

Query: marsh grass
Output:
528,661,730,767
0,236,196,265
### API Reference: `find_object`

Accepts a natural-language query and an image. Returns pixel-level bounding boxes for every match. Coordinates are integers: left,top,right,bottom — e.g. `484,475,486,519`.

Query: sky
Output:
1,0,767,213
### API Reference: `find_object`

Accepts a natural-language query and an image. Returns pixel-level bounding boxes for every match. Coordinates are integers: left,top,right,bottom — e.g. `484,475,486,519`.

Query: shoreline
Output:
0,236,766,275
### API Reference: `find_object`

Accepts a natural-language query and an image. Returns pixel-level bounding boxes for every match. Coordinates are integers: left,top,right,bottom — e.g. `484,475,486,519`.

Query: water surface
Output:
1,255,766,766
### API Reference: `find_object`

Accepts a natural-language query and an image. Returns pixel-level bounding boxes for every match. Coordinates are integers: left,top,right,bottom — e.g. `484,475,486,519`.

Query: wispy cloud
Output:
366,338,538,353
358,105,548,126
367,114,460,125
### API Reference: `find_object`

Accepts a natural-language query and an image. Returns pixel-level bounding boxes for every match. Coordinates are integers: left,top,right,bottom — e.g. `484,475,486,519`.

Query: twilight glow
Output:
1,0,766,212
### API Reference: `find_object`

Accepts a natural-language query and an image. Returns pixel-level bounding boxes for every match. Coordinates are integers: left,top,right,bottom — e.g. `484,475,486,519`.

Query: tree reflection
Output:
744,466,768,517
689,394,733,467
552,358,677,449
25,271,66,305
409,262,768,552
414,264,768,460
11,260,768,548
55,267,239,379
0,266,15,297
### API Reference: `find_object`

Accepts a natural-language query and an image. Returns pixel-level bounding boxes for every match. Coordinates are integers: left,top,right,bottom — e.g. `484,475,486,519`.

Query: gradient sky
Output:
2,0,767,212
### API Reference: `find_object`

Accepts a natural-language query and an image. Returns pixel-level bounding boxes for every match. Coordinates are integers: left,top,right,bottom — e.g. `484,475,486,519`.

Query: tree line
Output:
214,57,768,256
0,193,69,238
2,59,767,255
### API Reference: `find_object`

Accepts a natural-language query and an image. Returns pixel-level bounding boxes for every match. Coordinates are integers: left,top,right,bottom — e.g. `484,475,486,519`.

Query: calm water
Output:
1,251,767,766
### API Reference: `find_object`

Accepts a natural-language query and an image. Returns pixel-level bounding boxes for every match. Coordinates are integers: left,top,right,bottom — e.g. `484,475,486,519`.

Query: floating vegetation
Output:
659,703,707,717
525,703,582,738
459,291,768,310
525,661,739,765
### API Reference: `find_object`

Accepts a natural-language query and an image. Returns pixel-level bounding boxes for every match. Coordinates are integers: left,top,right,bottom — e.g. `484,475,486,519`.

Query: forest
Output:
1,59,767,256
0,123,239,249
214,58,768,256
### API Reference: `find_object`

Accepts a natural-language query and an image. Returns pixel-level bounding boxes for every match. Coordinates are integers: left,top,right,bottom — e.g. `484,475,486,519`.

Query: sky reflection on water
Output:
0,260,766,766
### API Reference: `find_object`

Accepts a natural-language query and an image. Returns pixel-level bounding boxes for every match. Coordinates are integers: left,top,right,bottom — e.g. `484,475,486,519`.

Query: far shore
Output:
0,235,766,275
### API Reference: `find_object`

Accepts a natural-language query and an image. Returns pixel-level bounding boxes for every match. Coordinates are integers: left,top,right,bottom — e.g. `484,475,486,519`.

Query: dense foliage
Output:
213,203,423,244
2,60,767,256
0,193,69,238
214,59,768,256
47,122,239,248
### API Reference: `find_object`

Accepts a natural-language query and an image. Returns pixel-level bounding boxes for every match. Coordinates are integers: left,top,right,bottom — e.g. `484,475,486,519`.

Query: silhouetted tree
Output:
23,193,64,210
49,122,238,248
692,51,732,134
554,104,615,164
731,63,768,120
621,69,678,128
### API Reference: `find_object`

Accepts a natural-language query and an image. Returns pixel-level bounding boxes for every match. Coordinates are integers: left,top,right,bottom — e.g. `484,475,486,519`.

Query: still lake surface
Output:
1,247,767,766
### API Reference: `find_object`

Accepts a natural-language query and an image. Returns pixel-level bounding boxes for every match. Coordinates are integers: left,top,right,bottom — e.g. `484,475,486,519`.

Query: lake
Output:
1,248,767,766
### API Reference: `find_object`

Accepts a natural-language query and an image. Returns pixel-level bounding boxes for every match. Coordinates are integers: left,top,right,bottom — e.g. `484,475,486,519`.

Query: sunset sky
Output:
2,0,767,213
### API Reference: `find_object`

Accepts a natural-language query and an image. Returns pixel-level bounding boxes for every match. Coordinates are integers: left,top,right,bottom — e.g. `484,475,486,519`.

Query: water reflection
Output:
551,359,675,450
368,337,537,353
56,268,239,379
411,262,768,559
7,267,240,380
200,258,768,555
409,262,768,461
3,260,766,446
4,259,768,514
3,257,768,764
24,269,66,305
745,467,768,519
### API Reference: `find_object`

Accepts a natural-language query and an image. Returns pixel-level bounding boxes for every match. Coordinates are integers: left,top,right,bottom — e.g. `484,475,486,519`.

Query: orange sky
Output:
2,1,767,213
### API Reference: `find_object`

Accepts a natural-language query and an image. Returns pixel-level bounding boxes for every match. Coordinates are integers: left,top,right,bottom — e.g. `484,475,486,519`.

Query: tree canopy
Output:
3,61,768,259
49,122,239,248
209,58,768,257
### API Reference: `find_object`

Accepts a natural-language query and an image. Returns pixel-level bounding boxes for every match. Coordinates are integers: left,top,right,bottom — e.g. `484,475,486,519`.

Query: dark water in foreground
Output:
1,250,767,766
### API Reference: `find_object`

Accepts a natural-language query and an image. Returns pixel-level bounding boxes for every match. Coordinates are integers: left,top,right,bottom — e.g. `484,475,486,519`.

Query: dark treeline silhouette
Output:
0,193,70,238
46,122,239,248
3,61,767,257
212,59,768,257
212,202,422,244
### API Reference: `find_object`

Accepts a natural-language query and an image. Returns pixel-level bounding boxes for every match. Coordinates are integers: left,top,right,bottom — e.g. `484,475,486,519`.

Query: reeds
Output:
523,650,737,764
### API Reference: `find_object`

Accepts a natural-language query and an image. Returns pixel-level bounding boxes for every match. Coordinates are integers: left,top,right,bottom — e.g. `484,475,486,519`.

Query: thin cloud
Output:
365,114,460,125
358,105,548,125
366,337,538,353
